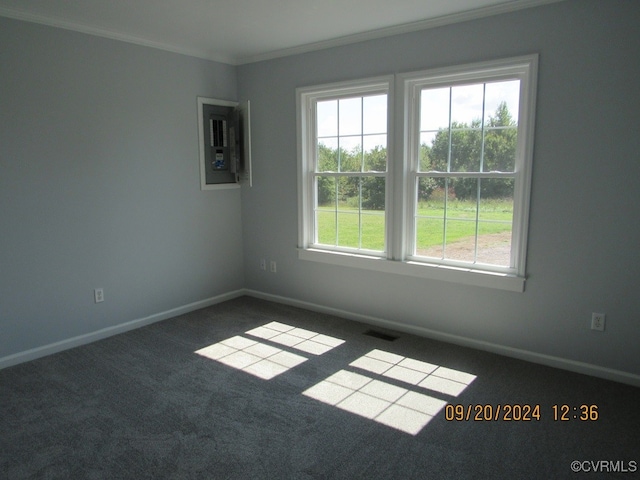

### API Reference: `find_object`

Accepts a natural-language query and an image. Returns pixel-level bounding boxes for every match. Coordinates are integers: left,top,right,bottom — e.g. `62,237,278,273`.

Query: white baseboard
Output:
0,289,245,370
4,287,638,388
244,289,640,388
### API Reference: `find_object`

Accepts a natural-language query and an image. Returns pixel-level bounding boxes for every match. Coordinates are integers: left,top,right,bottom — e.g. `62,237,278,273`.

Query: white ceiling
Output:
0,0,561,65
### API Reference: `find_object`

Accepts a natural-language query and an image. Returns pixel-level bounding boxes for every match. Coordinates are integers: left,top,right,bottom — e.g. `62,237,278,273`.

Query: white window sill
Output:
298,248,525,292
201,183,240,191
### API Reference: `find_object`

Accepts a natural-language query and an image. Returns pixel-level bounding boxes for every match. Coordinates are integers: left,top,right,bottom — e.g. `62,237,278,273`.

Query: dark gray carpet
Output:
1,296,638,479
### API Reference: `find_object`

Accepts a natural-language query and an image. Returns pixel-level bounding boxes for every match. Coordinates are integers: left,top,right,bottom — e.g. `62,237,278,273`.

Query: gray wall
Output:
238,0,640,376
0,18,243,358
1,1,638,381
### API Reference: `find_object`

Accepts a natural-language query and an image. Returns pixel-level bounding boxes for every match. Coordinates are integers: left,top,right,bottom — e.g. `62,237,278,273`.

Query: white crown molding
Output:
1,0,565,66
0,5,234,65
236,0,565,65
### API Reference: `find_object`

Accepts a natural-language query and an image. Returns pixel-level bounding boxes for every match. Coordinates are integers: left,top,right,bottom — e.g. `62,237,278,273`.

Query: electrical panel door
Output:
198,97,252,190
202,103,236,185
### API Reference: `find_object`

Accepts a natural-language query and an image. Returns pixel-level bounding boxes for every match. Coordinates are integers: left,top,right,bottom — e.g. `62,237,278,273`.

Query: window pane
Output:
476,178,514,266
443,178,478,263
336,176,360,211
483,125,517,172
337,175,360,248
361,176,385,211
450,128,482,172
317,209,337,245
416,217,444,258
339,97,362,136
316,175,337,208
363,176,386,250
414,180,450,258
363,135,387,171
337,212,360,248
419,131,442,172
476,221,512,266
420,88,450,174
417,176,442,203
363,94,387,134
444,219,476,262
478,178,514,213
317,139,338,172
421,87,450,131
317,100,337,137
484,80,520,125
451,84,484,126
339,136,362,172
361,212,385,250
316,176,337,245
449,177,478,201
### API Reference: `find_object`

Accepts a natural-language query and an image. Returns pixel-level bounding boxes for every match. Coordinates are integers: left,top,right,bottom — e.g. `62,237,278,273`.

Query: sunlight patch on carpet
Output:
245,321,345,355
302,349,476,435
195,322,345,380
351,349,476,396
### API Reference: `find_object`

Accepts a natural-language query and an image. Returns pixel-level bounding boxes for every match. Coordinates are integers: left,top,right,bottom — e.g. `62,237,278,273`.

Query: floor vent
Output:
363,329,399,342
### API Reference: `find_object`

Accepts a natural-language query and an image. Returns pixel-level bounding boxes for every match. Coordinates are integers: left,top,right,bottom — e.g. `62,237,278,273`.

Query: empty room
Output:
1,0,638,478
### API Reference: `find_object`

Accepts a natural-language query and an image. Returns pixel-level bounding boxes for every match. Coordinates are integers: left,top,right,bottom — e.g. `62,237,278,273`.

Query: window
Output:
297,56,537,292
297,78,391,255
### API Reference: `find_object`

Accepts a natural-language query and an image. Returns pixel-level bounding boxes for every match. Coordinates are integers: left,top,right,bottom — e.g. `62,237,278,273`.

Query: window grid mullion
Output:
442,88,452,257
337,100,342,173
334,179,339,246
360,98,365,172
415,172,515,178
358,177,363,249
442,177,449,258
479,83,487,173
474,178,481,263
447,88,453,174
473,84,486,264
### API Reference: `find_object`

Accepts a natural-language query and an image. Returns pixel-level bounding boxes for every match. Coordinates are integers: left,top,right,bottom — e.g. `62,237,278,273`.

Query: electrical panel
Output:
198,97,252,189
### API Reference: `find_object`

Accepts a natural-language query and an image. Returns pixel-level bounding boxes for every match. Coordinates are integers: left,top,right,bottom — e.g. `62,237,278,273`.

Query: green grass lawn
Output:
317,198,513,251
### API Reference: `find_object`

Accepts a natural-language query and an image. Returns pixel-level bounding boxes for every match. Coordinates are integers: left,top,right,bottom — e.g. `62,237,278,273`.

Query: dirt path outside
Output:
416,231,512,266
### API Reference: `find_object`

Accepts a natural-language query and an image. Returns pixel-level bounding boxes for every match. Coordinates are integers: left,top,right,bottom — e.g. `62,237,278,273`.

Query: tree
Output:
317,143,387,210
422,102,517,200
361,145,386,210
317,143,337,205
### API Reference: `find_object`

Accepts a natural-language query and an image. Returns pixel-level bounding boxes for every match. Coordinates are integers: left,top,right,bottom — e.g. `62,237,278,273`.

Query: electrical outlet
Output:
270,260,277,273
591,312,605,331
94,288,104,303
260,259,267,271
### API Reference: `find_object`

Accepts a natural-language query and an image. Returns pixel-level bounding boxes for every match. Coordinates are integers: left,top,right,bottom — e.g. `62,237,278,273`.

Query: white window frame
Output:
402,55,538,280
297,76,394,257
297,55,537,292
